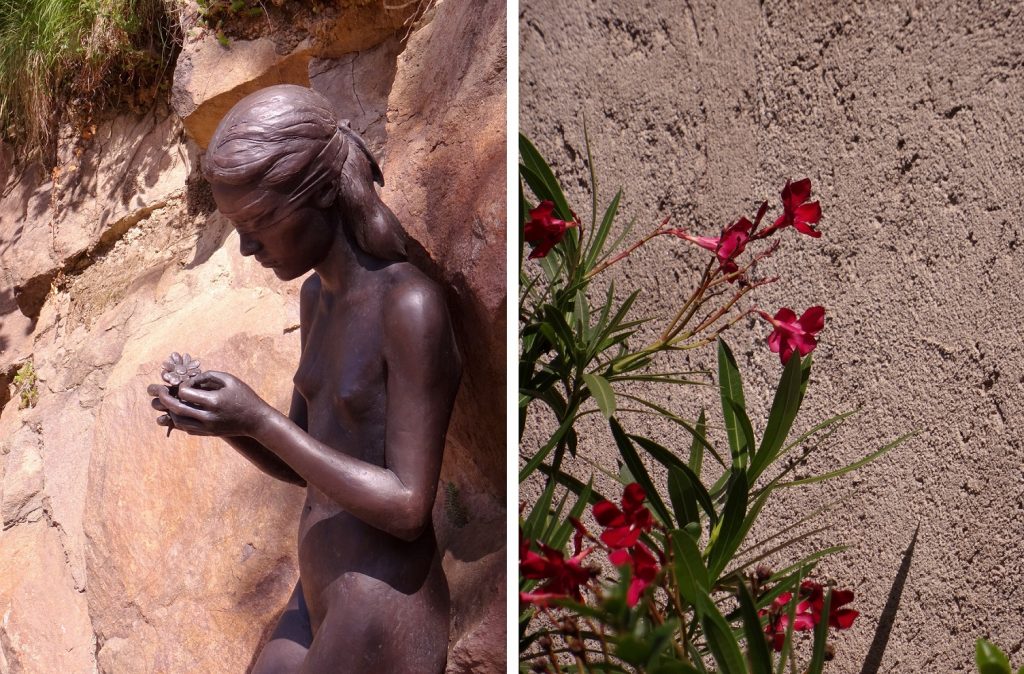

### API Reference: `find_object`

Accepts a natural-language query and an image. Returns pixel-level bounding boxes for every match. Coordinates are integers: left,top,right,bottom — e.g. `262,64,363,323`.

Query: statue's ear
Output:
314,180,340,209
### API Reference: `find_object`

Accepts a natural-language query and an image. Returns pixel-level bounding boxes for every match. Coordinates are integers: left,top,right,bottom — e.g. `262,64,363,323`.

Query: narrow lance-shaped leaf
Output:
583,372,617,419
667,467,699,529
776,431,919,489
632,435,717,528
718,339,746,460
728,398,756,470
519,409,579,481
736,579,773,674
689,409,707,474
670,528,708,606
807,588,832,674
519,134,573,222
609,418,673,526
774,566,807,674
697,594,748,673
573,288,591,342
585,189,622,270
522,478,557,541
751,350,805,483
707,469,749,580
547,479,594,552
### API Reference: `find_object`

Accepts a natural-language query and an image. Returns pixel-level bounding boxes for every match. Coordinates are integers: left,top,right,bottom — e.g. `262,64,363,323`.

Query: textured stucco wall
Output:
521,0,1024,670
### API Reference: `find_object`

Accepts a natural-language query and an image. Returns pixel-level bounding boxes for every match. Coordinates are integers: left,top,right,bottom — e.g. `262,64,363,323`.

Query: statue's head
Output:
203,85,407,279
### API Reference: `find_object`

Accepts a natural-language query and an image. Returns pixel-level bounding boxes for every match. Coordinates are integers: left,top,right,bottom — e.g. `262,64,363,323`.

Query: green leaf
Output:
667,467,699,529
689,409,707,474
522,478,556,540
697,594,747,674
617,393,725,470
583,372,617,419
585,189,622,270
727,398,756,470
778,408,860,458
774,566,807,674
718,339,746,460
707,470,749,580
808,588,832,674
670,529,708,605
736,580,773,674
519,410,579,481
547,480,594,552
776,431,919,488
609,418,673,526
519,134,573,222
751,351,804,482
632,435,717,527
976,639,1012,674
765,547,845,592
536,464,611,508
572,289,591,340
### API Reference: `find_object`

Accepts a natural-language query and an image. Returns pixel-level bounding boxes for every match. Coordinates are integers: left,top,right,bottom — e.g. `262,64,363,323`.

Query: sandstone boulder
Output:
0,524,95,673
171,36,311,150
85,235,306,672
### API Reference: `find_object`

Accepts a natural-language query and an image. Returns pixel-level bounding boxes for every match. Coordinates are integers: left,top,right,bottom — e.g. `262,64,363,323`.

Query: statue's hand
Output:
147,371,269,438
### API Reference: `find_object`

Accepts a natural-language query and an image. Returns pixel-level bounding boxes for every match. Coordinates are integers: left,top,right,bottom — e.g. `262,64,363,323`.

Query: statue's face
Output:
211,182,335,281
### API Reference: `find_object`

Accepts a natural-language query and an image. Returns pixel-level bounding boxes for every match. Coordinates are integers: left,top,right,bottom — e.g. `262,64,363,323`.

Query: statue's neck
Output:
314,218,388,294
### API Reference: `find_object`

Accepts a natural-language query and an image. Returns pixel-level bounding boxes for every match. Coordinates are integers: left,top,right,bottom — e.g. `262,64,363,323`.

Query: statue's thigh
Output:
301,572,448,674
252,581,312,674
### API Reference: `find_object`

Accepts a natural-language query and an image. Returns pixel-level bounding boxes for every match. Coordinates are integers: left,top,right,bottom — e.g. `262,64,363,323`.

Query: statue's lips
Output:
254,255,278,268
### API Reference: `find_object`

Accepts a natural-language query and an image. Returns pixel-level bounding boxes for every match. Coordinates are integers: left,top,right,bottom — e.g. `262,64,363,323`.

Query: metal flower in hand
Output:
159,352,202,435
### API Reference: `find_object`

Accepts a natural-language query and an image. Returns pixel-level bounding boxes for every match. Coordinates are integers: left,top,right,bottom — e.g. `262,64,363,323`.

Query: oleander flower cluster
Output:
524,177,827,364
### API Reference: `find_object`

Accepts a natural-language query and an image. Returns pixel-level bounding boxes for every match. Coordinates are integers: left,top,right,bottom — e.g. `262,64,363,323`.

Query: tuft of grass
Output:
0,0,181,165
13,360,38,409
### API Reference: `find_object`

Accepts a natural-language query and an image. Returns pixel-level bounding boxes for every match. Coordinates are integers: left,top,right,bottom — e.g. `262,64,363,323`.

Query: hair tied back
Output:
338,121,385,187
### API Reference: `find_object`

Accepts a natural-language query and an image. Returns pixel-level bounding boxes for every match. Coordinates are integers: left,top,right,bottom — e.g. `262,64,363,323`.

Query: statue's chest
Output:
293,320,386,426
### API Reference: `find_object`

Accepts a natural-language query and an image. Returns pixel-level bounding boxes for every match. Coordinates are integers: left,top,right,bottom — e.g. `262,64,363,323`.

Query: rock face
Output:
521,0,1024,670
0,0,505,671
380,2,507,669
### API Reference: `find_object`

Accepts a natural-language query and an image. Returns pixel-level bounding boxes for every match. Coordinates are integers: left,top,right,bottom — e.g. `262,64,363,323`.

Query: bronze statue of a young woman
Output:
147,84,461,672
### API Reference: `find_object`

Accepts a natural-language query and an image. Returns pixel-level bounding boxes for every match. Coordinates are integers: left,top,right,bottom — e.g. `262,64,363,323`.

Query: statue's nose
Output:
239,233,261,256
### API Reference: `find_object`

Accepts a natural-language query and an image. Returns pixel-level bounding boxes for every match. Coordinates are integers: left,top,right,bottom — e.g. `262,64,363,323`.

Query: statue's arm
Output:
220,276,322,486
222,391,307,486
247,280,460,540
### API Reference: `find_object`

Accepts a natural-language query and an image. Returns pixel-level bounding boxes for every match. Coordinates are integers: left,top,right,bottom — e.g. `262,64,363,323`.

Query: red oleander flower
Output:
758,306,825,364
524,200,576,259
608,542,659,607
801,580,859,629
757,178,822,239
593,483,654,549
519,541,597,606
673,217,754,275
759,590,817,652
759,581,859,651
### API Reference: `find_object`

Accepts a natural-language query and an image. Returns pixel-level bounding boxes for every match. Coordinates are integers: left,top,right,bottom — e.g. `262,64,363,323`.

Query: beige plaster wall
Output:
520,0,1024,669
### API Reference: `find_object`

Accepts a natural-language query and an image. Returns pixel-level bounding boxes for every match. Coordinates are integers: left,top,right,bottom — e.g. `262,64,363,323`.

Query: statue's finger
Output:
177,385,217,408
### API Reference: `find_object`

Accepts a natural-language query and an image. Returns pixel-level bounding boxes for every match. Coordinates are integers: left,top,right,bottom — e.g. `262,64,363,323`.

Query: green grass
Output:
0,0,180,164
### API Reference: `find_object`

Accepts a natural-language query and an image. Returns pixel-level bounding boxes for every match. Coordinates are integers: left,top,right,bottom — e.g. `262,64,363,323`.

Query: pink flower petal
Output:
832,608,859,629
593,500,625,527
795,201,822,225
797,306,826,333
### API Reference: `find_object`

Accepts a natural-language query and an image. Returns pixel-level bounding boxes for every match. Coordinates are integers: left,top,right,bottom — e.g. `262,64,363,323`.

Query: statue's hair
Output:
203,84,407,261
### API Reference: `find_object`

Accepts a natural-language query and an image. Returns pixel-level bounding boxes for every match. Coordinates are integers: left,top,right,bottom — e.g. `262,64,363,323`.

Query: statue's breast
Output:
293,321,386,434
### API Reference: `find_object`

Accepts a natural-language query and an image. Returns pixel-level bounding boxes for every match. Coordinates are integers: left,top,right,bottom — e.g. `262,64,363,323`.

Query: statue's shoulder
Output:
300,273,322,307
382,264,450,333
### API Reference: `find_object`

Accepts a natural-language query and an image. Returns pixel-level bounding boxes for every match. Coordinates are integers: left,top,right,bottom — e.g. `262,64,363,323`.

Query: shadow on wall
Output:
859,523,920,674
